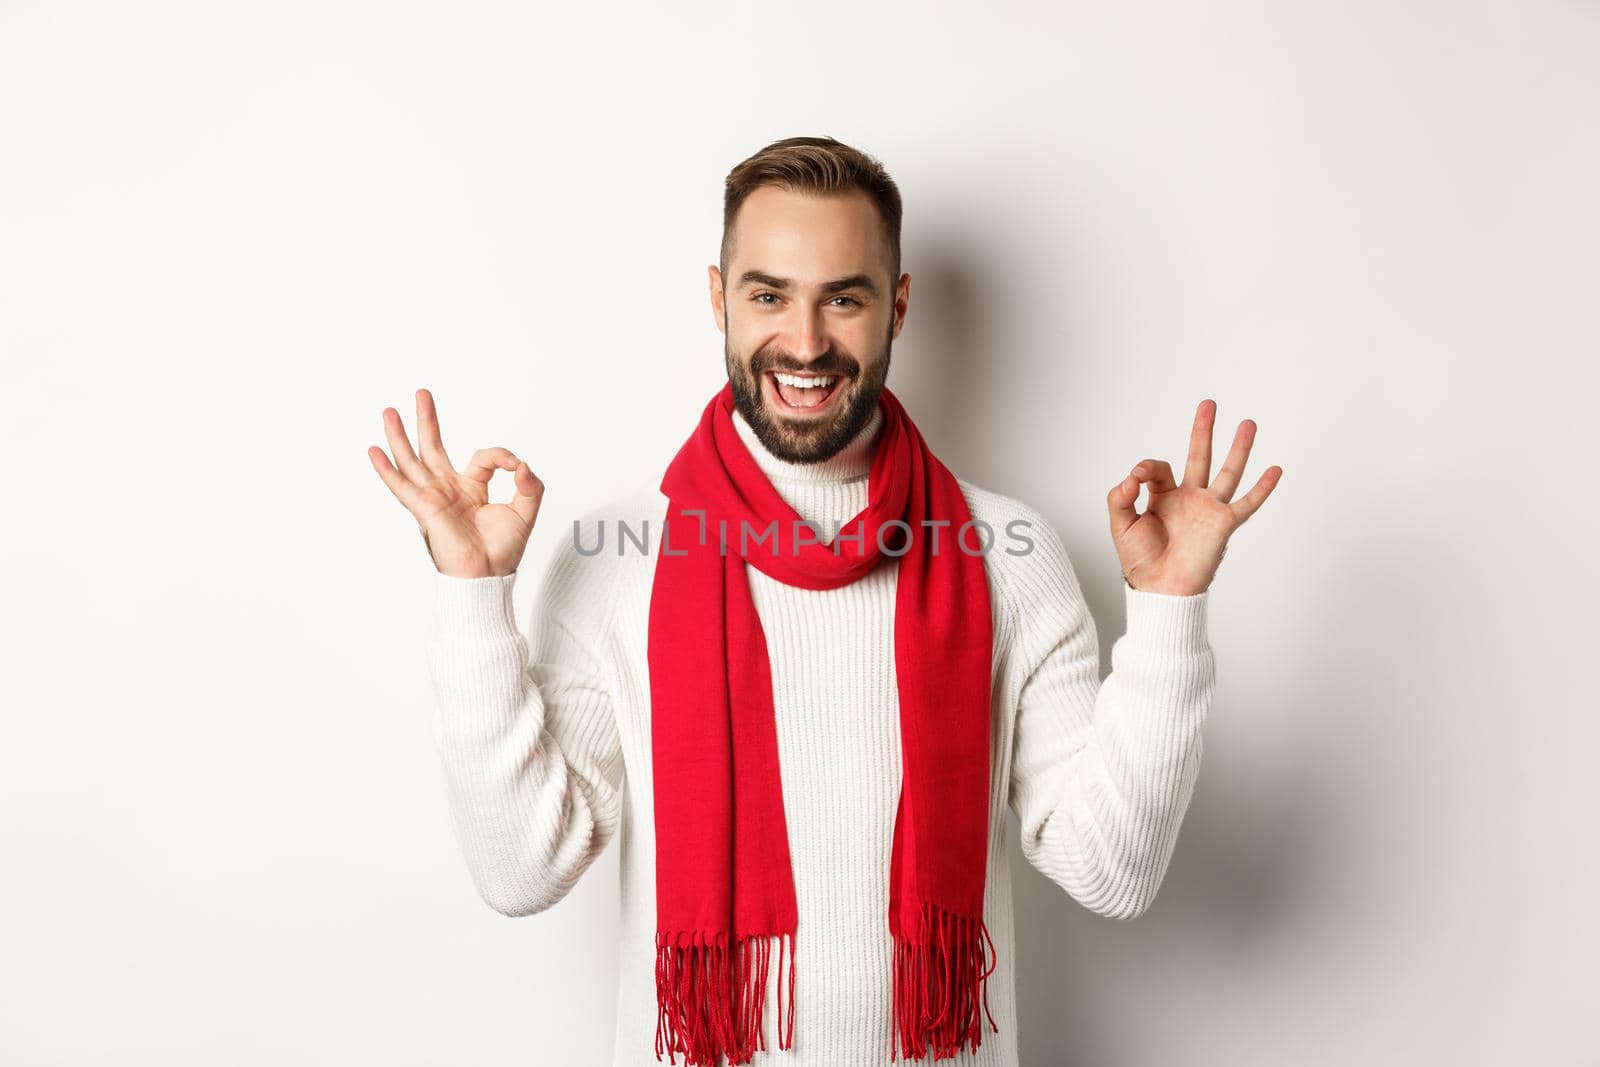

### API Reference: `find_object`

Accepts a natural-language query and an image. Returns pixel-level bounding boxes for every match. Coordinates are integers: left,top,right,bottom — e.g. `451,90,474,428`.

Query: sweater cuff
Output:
433,570,520,641
1124,584,1210,656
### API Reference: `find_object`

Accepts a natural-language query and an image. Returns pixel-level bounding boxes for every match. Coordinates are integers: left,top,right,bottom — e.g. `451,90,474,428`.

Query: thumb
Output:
1107,472,1141,541
509,462,545,530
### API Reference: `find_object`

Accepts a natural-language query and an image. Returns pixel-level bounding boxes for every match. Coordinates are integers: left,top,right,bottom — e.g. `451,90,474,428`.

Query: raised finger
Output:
1210,420,1257,501
367,445,425,514
415,388,456,476
1229,465,1284,524
1184,399,1216,489
464,446,523,486
382,407,429,484
1130,458,1178,495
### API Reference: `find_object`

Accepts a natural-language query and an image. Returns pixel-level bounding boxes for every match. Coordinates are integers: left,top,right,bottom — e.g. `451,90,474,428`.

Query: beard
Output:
725,321,893,465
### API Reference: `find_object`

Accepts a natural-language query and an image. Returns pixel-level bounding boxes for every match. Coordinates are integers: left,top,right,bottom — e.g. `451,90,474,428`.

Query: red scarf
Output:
648,382,999,1064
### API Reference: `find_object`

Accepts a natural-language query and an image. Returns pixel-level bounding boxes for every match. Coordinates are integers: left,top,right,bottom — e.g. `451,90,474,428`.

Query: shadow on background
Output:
894,223,1336,1064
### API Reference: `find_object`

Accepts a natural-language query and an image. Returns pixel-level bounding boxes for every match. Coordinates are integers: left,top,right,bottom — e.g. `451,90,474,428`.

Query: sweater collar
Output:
730,400,884,484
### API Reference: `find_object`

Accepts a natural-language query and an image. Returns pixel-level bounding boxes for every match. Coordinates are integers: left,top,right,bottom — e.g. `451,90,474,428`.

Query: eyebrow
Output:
737,270,880,296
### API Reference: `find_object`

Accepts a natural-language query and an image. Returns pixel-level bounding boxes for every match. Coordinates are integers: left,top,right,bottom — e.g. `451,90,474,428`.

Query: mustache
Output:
750,350,860,378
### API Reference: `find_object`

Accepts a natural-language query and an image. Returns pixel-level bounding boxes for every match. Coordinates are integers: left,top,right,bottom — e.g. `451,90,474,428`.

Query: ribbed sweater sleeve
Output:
1003,514,1216,921
425,535,625,918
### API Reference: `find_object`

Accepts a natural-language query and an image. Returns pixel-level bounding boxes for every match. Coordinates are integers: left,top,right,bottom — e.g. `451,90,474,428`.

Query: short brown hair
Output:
721,135,903,284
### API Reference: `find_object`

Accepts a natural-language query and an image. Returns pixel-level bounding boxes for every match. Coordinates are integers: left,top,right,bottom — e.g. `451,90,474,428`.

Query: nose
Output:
785,304,830,363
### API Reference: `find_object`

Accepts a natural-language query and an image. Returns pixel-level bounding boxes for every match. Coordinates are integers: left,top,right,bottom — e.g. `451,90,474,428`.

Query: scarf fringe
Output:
654,930,795,1065
891,899,1000,1061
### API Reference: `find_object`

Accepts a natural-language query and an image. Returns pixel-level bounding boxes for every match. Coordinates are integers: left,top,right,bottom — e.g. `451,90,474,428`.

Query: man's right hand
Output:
368,387,544,579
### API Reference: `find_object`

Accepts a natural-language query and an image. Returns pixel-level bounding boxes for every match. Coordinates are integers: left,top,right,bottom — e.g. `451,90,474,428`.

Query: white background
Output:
2,1,1596,1063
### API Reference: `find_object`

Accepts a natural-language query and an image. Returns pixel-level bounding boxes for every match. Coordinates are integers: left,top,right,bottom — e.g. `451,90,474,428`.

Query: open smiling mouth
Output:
765,370,846,415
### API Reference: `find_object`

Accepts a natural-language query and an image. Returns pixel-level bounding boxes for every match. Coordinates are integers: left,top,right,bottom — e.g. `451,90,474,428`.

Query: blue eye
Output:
751,292,860,307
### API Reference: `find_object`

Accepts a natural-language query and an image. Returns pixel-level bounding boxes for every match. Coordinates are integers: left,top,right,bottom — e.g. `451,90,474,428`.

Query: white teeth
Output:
773,372,835,388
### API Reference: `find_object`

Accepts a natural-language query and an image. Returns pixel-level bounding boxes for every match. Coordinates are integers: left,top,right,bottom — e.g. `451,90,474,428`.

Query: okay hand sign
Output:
1107,399,1282,596
368,388,545,579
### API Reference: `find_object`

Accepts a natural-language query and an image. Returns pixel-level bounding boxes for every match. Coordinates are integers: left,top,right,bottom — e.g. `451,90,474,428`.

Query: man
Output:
369,135,1280,1066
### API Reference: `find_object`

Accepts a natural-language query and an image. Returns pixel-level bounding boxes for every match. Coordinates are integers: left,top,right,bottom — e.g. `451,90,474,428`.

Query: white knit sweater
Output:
426,403,1217,1066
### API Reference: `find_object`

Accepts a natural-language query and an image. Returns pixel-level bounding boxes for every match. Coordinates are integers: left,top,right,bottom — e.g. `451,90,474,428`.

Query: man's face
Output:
709,185,910,464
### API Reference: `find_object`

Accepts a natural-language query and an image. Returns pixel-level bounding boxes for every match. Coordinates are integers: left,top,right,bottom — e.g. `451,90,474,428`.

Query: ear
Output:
708,265,726,334
890,272,911,340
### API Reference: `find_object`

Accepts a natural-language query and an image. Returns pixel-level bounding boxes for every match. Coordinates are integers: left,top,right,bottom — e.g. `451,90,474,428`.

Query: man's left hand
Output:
1106,398,1282,596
